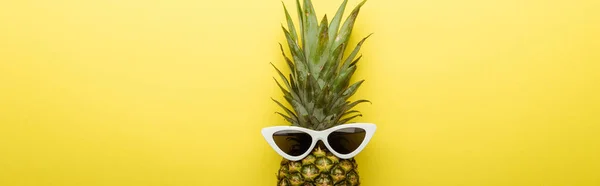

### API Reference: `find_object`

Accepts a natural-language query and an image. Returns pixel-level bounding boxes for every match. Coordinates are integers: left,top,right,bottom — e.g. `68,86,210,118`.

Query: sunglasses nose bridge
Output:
313,130,328,141
311,131,329,147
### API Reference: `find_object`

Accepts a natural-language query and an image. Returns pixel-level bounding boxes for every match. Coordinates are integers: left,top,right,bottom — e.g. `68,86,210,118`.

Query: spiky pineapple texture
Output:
277,146,360,186
272,0,370,131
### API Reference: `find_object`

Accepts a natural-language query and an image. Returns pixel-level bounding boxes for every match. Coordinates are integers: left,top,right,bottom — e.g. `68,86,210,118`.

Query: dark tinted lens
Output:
327,127,366,154
273,130,312,156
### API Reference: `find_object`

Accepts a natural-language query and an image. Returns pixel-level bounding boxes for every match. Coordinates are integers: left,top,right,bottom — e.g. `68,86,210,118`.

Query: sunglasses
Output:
261,123,376,161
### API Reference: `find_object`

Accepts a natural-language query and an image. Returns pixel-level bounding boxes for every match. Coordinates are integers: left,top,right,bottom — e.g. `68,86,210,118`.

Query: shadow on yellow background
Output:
1,0,599,185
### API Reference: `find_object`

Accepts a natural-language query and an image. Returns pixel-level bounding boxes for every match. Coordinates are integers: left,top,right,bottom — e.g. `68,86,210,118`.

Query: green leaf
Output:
333,65,356,93
349,55,362,67
282,26,305,63
291,99,309,127
315,83,331,108
316,15,329,65
273,77,289,94
341,110,361,117
332,0,366,50
320,43,345,84
309,115,320,128
307,74,320,100
271,62,291,90
289,73,300,99
328,0,348,46
299,78,308,107
324,115,335,122
341,34,372,70
313,108,324,120
313,106,325,122
338,114,363,124
303,0,318,65
344,99,371,112
276,112,298,125
327,98,347,114
291,99,308,115
305,102,315,114
342,80,364,99
272,98,298,119
296,0,305,49
333,99,370,124
282,2,298,44
273,77,295,104
282,26,309,79
279,43,296,76
271,64,302,107
312,108,326,129
324,122,336,130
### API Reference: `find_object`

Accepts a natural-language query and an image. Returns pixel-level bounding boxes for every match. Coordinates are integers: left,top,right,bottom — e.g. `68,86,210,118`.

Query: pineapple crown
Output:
272,0,371,130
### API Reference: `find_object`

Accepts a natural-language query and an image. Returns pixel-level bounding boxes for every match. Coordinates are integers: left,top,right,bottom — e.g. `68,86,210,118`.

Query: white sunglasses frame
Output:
261,123,376,161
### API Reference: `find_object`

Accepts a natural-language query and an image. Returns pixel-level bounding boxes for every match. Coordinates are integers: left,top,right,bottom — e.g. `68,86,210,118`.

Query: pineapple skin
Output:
277,146,360,186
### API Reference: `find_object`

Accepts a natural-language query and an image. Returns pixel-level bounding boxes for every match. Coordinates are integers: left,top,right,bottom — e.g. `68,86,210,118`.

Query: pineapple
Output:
271,0,370,185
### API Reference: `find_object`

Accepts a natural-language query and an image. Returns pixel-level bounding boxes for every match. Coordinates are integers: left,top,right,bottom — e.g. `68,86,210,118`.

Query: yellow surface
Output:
1,0,599,185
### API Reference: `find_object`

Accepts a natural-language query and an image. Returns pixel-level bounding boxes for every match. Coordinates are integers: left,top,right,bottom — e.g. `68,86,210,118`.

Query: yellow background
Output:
1,0,599,185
